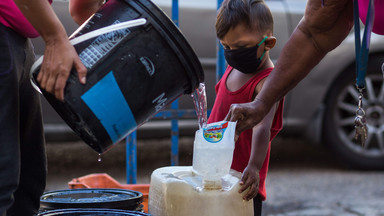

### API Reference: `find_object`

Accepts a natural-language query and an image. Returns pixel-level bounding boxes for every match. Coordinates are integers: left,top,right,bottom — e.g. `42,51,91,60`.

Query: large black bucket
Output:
40,189,143,211
38,208,151,216
31,0,204,153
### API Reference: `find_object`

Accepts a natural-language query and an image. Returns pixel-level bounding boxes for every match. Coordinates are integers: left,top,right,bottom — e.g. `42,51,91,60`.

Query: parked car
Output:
31,0,384,169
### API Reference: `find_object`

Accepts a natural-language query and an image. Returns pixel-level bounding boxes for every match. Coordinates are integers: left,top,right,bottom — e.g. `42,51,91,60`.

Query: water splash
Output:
192,83,208,129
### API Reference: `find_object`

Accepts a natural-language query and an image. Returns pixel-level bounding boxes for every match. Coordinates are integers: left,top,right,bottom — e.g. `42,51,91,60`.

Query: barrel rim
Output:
40,188,143,209
38,208,150,215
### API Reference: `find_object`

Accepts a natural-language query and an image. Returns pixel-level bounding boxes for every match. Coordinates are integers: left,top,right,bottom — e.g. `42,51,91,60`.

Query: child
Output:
208,0,284,215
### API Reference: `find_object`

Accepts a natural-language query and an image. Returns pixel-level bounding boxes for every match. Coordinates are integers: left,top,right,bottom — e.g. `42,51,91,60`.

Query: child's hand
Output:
238,165,260,201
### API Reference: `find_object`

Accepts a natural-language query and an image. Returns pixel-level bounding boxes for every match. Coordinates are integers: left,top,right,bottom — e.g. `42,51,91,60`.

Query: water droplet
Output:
98,154,102,162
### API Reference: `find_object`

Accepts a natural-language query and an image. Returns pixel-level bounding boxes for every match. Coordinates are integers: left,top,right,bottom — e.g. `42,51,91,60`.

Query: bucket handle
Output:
30,18,147,93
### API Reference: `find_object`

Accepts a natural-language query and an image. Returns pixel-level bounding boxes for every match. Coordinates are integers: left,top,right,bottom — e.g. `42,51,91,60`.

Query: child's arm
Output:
238,99,278,201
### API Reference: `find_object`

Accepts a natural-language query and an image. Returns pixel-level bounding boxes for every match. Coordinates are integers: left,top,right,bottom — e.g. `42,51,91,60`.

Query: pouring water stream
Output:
192,83,208,129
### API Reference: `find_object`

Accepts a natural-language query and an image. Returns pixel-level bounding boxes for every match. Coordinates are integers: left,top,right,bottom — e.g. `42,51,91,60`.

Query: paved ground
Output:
45,136,384,216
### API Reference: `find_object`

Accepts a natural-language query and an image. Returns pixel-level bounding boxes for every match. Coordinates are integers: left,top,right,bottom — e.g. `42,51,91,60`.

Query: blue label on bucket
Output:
81,71,137,143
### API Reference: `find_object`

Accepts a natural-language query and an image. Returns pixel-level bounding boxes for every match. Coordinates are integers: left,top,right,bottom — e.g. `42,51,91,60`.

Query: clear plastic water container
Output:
192,121,236,189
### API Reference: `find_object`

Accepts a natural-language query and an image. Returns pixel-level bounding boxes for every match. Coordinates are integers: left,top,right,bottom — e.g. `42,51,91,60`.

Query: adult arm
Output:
14,0,87,101
225,0,354,138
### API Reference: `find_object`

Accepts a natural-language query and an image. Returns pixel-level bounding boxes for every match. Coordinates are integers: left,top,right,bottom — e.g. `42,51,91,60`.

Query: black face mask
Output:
224,36,267,74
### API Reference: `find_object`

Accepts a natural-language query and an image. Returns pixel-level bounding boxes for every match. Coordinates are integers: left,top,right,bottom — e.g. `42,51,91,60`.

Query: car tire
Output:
324,53,384,170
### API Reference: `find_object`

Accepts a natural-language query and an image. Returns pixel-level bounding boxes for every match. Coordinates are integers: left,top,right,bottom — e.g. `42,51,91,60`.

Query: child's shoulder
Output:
254,67,274,78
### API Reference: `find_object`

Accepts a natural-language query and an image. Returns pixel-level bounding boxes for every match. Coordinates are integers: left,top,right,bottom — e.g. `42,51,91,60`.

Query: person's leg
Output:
7,37,47,216
0,25,47,216
0,24,22,216
253,194,263,216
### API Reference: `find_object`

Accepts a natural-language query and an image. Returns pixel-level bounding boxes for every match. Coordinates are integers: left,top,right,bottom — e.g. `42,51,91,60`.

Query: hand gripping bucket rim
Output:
30,18,148,93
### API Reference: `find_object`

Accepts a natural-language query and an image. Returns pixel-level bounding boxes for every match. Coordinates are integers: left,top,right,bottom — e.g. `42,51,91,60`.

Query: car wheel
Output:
324,54,384,170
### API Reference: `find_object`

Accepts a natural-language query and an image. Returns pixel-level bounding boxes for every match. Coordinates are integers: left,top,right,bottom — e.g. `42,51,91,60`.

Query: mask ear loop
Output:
257,36,268,46
258,36,268,60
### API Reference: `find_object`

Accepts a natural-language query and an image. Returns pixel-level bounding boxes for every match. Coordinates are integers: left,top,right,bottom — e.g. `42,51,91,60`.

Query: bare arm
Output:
238,101,278,201
259,0,354,107
225,0,354,137
14,0,87,101
69,0,105,25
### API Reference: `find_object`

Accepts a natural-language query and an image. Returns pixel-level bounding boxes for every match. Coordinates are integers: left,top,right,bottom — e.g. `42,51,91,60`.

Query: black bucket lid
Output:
40,189,143,211
38,208,151,215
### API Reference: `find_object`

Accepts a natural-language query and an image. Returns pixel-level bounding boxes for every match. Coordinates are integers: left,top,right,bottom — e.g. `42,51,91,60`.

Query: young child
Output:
208,0,284,215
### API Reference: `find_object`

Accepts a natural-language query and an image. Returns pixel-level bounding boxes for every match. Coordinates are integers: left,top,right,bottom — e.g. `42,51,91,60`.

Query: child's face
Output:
220,23,269,73
220,23,265,54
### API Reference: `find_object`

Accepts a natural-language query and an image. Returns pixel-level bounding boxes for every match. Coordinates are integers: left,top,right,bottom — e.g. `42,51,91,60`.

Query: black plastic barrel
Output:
38,208,151,216
31,0,204,153
40,189,143,211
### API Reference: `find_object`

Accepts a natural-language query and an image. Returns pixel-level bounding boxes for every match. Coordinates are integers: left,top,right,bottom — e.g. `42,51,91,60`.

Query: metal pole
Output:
216,0,226,81
126,131,137,184
171,0,179,166
125,0,181,183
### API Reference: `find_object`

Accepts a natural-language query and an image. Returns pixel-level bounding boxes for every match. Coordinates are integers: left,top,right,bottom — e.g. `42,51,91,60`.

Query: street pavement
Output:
45,136,384,216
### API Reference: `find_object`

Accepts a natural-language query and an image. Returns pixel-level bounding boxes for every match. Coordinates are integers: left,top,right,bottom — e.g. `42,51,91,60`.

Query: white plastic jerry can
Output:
148,166,254,216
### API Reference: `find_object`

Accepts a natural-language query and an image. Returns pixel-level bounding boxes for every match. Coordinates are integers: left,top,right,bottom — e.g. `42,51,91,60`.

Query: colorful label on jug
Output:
203,121,228,143
79,20,131,69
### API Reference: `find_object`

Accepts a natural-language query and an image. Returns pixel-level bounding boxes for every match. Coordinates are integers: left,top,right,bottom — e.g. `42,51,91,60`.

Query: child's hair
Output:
216,0,274,39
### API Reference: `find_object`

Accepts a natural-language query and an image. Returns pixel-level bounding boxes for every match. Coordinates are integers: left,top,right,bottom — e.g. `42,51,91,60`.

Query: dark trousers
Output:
253,194,262,216
0,23,46,216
